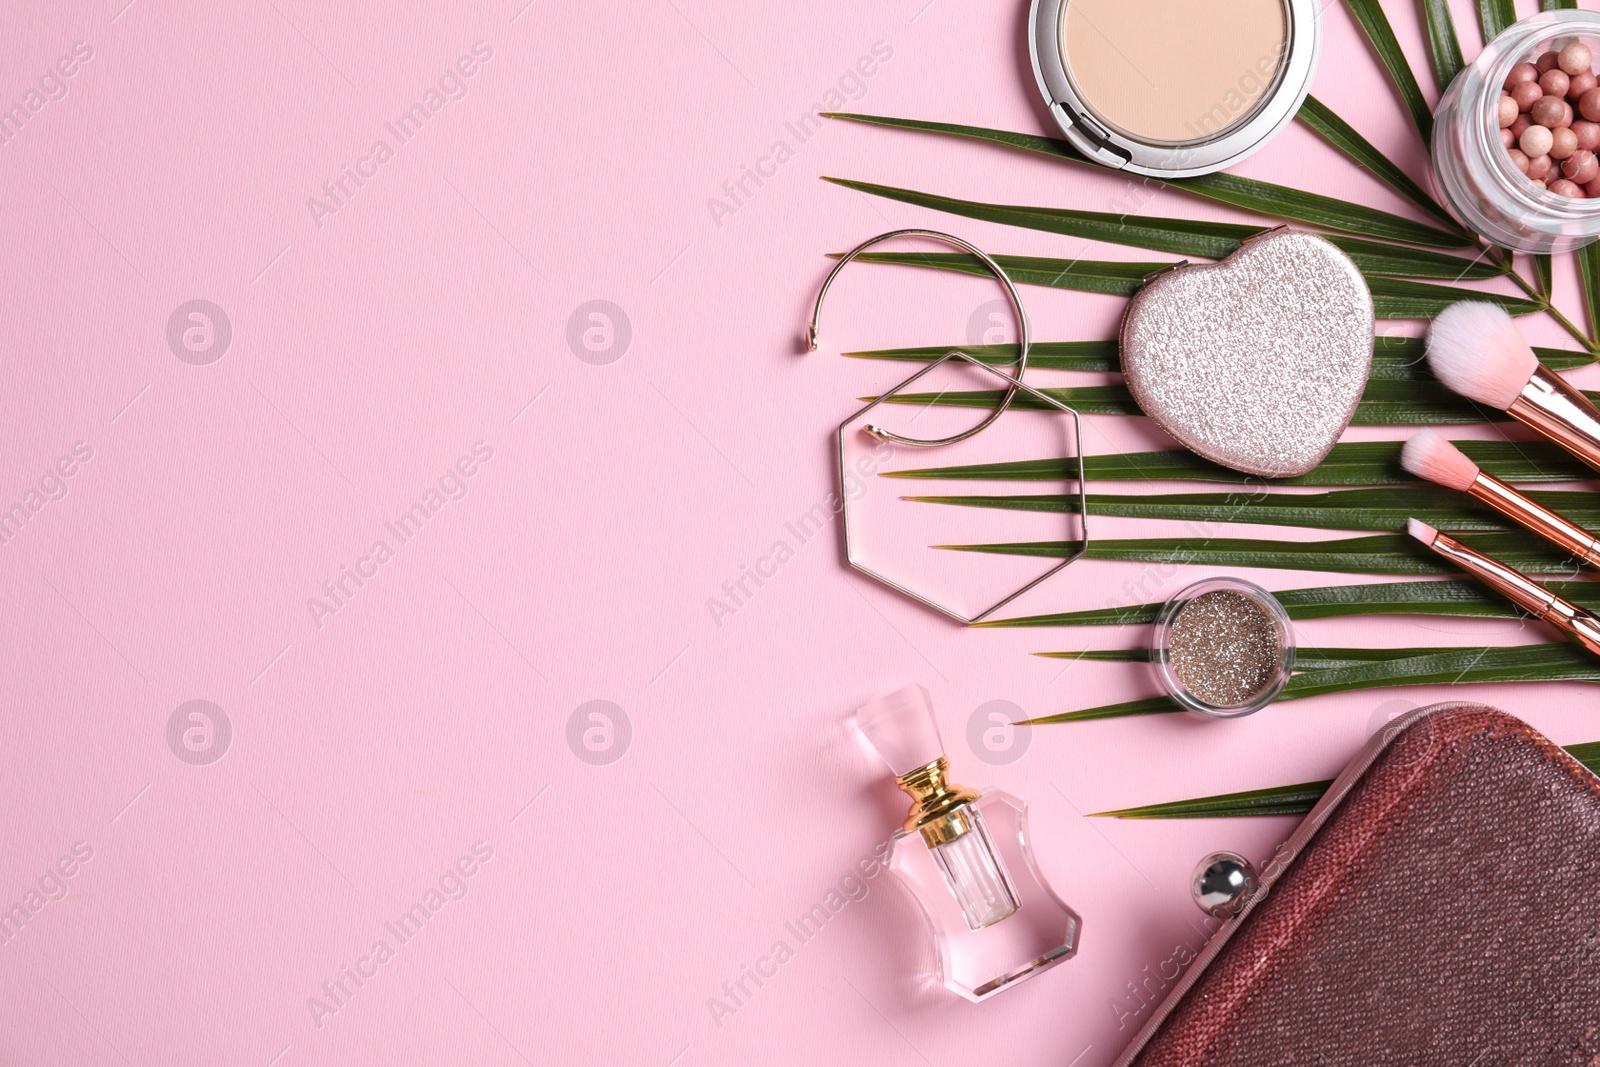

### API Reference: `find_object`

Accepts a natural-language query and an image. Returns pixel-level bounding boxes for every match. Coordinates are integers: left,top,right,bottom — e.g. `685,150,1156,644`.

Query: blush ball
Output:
1499,93,1520,127
1527,153,1556,182
1507,61,1540,88
1541,69,1572,99
1509,147,1531,173
1574,120,1600,151
1560,42,1593,76
1538,50,1562,74
1522,123,1556,158
1571,71,1598,101
1552,126,1580,160
1563,149,1599,185
1512,80,1544,111
1532,95,1567,127
1581,87,1600,122
1550,178,1586,198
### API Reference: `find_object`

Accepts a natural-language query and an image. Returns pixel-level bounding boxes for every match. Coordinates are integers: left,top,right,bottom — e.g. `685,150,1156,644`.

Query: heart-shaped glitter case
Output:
1120,229,1373,478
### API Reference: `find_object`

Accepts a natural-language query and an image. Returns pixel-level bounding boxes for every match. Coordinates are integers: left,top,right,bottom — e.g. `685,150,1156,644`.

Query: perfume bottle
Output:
856,685,1081,1002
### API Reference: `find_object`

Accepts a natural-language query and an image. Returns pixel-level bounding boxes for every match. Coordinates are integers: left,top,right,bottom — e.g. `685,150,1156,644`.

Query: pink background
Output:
4,1,1598,1064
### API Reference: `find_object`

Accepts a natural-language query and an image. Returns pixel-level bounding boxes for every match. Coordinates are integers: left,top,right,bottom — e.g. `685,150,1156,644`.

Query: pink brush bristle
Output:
1426,302,1538,410
1400,429,1480,492
1407,517,1439,545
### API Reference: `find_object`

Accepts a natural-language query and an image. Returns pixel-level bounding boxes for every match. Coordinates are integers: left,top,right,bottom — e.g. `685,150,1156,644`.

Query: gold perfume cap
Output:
896,756,980,847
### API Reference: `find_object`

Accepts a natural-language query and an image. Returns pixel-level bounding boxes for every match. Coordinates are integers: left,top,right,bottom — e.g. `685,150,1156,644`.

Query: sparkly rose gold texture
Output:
1120,229,1373,478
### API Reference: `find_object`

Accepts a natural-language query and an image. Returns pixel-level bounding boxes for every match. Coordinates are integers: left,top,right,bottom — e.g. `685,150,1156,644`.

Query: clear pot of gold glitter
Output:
1152,577,1295,719
1028,0,1321,178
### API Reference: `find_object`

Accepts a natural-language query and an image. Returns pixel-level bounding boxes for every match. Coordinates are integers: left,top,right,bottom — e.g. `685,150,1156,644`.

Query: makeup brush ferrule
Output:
1508,366,1600,474
1539,597,1600,657
1470,471,1600,565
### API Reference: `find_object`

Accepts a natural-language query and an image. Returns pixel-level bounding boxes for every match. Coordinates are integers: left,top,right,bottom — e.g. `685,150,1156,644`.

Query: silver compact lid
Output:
1028,0,1321,178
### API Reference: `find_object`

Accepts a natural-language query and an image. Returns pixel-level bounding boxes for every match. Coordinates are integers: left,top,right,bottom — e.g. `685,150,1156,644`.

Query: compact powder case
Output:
1028,0,1322,178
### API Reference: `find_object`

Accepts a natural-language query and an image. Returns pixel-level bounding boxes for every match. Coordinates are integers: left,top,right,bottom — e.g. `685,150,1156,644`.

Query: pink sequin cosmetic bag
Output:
1113,701,1600,1066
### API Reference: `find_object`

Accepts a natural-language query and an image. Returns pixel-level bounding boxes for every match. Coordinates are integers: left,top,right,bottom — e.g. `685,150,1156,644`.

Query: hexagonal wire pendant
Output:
839,350,1089,624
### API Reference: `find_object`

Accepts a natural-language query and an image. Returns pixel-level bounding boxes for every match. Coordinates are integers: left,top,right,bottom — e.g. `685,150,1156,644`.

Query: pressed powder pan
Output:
1029,0,1321,177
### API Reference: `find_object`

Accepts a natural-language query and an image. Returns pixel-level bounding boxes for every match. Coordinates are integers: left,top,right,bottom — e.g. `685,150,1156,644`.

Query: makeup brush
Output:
1407,517,1600,656
1426,301,1600,473
1401,429,1600,566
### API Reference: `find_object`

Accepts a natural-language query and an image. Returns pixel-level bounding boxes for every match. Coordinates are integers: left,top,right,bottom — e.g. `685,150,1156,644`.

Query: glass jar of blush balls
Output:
1434,10,1600,252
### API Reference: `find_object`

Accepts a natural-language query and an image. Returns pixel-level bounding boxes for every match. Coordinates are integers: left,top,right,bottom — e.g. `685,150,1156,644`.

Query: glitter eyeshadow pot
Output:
1028,0,1322,178
1152,577,1296,718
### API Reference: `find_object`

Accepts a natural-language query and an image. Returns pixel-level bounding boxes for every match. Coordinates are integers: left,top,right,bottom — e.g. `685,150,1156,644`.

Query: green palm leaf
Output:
846,337,1592,378
1418,0,1466,93
1345,0,1435,142
1479,0,1517,39
822,177,1496,280
1579,242,1600,344
1543,0,1579,9
1296,95,1457,226
904,485,1600,534
821,113,1472,248
1043,645,1468,669
938,531,1576,576
832,250,1541,318
850,340,1122,373
1339,239,1487,282
873,385,1147,416
1095,740,1600,818
1368,276,1541,318
1022,643,1600,724
834,252,1162,297
866,379,1594,424
980,578,1600,627
883,438,1593,486
1096,780,1338,819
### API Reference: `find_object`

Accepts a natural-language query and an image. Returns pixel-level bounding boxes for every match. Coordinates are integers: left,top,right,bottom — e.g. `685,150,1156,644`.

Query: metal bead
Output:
1191,851,1259,918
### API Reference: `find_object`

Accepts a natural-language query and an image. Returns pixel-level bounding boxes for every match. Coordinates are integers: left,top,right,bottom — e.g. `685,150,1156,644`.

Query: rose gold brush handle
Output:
1508,366,1600,475
1549,602,1600,658
1470,471,1600,566
1430,531,1600,657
